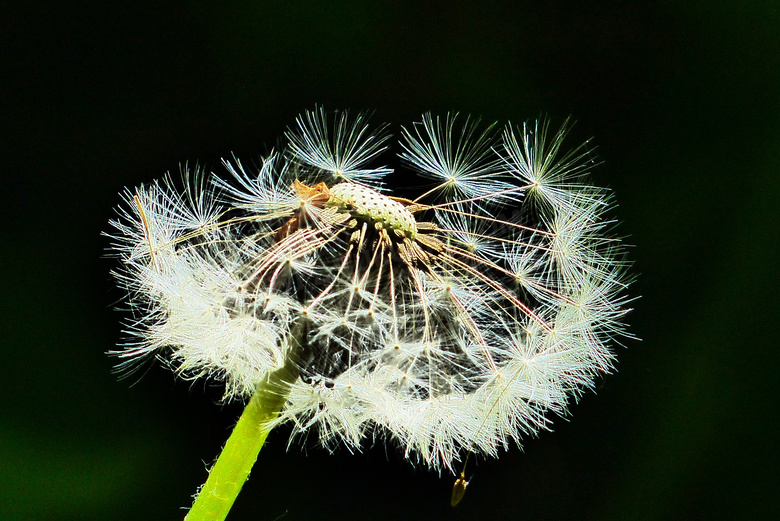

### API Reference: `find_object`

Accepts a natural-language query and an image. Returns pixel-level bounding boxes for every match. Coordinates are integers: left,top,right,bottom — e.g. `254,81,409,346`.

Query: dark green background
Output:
2,1,777,520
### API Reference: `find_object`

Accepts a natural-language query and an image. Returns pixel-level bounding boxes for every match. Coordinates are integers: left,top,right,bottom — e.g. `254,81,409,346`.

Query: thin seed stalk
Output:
184,322,306,521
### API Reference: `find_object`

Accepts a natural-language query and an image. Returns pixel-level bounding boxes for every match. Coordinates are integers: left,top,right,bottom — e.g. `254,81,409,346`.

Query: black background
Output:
2,1,778,520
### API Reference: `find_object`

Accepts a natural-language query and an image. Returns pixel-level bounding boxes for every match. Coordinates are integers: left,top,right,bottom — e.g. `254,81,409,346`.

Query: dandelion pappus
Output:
107,107,635,513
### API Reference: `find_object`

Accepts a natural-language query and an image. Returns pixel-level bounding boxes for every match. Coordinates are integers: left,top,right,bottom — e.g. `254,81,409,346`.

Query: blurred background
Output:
2,1,778,520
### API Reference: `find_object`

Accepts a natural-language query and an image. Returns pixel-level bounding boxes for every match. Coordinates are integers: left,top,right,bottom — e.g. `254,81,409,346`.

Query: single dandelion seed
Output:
105,107,635,520
451,472,469,507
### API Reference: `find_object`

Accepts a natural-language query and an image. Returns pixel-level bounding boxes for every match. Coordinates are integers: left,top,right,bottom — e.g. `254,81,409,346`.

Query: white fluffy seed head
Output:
107,107,635,472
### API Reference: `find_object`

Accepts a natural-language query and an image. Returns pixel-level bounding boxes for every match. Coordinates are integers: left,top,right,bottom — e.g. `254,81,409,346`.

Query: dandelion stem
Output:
184,322,306,521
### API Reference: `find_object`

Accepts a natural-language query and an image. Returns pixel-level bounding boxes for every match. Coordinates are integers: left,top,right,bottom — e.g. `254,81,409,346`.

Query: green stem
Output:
184,330,304,521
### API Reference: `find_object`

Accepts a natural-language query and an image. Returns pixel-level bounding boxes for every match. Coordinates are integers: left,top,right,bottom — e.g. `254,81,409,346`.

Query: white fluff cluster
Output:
108,107,633,471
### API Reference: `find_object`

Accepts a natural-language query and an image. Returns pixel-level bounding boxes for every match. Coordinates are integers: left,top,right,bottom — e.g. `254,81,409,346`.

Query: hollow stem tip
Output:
184,358,299,521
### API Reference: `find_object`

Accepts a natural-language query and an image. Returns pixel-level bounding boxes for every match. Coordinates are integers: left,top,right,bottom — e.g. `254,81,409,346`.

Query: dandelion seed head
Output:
107,107,635,472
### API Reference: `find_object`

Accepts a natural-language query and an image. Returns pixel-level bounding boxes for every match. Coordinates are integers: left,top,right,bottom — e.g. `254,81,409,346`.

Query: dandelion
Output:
106,107,634,519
